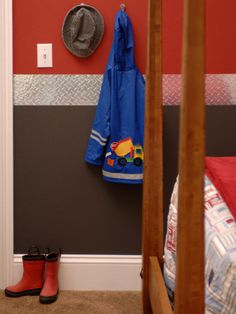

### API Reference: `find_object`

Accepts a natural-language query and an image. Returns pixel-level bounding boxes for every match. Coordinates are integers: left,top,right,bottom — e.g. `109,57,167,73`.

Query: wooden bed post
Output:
142,0,163,313
174,0,205,313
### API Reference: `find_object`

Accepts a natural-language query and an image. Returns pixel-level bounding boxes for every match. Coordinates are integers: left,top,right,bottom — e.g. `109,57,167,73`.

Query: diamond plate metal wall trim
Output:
163,74,236,105
14,74,236,106
14,75,103,106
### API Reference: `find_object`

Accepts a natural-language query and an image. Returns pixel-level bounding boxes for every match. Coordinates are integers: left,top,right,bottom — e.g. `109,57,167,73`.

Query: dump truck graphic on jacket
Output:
109,138,144,167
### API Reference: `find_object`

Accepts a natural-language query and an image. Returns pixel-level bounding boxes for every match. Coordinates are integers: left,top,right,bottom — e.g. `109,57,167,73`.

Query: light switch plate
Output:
37,43,53,68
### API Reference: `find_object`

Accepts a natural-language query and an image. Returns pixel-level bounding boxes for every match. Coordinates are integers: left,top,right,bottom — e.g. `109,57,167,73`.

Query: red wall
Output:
13,0,236,74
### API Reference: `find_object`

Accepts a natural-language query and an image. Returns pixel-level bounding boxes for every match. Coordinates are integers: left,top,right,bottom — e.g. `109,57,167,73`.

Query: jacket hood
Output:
107,10,135,70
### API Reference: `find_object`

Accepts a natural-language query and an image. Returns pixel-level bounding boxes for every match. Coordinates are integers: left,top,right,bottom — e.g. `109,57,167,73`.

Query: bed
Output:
141,0,228,313
164,169,236,313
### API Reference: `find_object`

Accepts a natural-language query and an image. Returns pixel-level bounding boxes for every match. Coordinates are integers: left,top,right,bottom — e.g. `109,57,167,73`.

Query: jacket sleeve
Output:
85,71,111,166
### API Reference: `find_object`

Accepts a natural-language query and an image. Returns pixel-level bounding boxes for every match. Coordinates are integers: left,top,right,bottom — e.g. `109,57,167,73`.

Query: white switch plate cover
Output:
37,43,53,68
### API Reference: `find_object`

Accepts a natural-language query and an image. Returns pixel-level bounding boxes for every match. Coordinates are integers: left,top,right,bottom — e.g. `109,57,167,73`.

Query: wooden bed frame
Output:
142,0,205,313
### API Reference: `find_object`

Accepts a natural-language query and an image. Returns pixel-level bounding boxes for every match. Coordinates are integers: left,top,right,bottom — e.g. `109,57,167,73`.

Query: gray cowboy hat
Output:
62,4,104,58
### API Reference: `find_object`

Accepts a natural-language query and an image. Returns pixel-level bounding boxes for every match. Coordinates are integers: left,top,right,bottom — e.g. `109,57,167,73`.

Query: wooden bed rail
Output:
174,0,205,313
149,257,173,314
142,0,163,312
142,0,205,313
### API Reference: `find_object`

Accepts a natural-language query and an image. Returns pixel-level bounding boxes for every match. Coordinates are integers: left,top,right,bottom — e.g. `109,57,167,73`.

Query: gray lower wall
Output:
14,106,236,254
14,106,142,254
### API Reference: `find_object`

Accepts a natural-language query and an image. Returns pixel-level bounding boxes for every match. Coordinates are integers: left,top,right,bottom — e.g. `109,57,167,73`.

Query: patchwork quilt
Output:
164,176,236,313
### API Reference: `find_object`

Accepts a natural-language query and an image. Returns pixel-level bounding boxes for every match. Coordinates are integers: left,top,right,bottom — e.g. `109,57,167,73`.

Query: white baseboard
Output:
13,255,142,291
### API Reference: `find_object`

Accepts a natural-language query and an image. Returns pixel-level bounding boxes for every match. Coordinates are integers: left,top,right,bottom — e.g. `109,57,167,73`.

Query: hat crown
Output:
71,8,96,51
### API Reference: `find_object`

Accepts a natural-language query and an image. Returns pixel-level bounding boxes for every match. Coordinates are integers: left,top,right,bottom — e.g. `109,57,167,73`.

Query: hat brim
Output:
62,4,104,58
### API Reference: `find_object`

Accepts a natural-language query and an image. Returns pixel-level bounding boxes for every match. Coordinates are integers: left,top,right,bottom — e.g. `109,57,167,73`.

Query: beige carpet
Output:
0,290,142,314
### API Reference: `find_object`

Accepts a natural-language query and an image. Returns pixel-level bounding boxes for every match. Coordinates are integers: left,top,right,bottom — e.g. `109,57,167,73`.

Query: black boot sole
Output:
39,290,59,304
5,288,42,297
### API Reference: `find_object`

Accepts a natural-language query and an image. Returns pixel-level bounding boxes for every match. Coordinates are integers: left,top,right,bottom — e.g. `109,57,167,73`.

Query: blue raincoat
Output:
85,10,145,184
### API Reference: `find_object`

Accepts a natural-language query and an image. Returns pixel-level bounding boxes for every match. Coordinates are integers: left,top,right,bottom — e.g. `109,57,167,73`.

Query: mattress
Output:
164,176,236,314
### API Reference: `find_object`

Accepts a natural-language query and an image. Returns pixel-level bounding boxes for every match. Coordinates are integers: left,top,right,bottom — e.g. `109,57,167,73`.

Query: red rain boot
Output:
39,252,60,304
5,249,45,297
